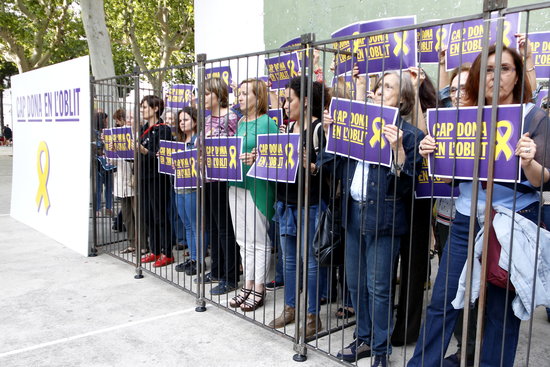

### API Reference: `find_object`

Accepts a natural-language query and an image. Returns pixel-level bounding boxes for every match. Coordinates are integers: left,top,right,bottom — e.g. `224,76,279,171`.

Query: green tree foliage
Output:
105,0,195,93
0,0,87,73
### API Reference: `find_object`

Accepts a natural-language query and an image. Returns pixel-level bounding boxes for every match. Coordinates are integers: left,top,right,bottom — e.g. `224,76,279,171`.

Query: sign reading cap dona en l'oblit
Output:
10,56,91,257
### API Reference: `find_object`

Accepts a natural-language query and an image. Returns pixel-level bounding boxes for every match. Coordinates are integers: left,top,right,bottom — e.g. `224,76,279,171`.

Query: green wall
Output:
264,0,550,49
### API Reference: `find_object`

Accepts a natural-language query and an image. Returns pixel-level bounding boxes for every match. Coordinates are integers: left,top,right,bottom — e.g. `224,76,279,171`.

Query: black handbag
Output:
313,181,345,267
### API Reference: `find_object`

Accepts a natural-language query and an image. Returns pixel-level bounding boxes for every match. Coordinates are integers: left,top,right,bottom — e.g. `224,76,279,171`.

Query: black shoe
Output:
337,339,372,362
210,281,238,295
194,272,219,284
174,243,188,251
184,260,198,276
175,259,192,272
265,280,284,291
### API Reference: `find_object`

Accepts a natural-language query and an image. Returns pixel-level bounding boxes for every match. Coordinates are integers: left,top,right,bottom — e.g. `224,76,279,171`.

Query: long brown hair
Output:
176,107,198,142
464,45,532,106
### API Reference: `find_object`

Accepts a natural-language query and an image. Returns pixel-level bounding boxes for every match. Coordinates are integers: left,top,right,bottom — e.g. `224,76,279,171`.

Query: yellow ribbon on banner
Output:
435,28,447,52
393,31,410,56
352,31,361,54
229,146,237,168
125,133,132,151
369,117,387,148
502,21,511,47
495,120,513,160
35,141,51,212
190,157,197,177
287,60,299,77
222,71,230,86
285,143,295,169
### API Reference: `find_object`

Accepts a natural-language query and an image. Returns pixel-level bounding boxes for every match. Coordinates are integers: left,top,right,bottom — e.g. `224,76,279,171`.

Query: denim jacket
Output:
318,117,424,236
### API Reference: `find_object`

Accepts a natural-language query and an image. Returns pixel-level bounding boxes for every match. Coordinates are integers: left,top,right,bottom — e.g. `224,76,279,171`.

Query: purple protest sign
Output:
331,74,360,100
326,98,397,166
165,84,194,109
529,32,550,79
427,105,523,182
360,16,417,74
268,109,284,127
173,149,199,189
205,136,243,181
205,66,233,93
418,23,451,63
158,140,186,175
536,89,548,108
247,134,301,183
102,129,118,159
280,37,301,49
331,22,363,76
109,127,134,159
265,53,301,90
415,158,460,198
446,13,519,70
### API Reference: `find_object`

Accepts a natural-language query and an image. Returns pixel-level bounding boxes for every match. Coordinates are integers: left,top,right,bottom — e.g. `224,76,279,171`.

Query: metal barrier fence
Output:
90,1,550,365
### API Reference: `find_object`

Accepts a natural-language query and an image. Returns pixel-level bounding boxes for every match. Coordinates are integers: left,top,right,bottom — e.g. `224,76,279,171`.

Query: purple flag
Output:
103,127,134,159
360,16,417,74
247,134,301,183
173,149,199,189
326,98,397,166
205,66,233,93
205,136,243,181
102,129,118,159
427,105,523,182
158,140,186,175
268,109,284,127
536,89,548,108
415,158,460,198
265,53,301,90
446,13,520,70
418,23,452,64
165,84,194,109
529,32,550,80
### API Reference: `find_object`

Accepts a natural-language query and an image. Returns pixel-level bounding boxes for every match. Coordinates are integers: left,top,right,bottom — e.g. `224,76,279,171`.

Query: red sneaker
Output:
141,253,160,263
153,254,175,267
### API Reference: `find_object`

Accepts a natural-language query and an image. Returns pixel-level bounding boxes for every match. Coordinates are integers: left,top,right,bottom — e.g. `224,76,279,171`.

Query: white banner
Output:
10,56,91,257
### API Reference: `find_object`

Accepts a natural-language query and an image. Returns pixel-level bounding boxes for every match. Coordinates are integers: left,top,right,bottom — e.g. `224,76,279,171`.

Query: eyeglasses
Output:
450,85,466,95
486,65,516,76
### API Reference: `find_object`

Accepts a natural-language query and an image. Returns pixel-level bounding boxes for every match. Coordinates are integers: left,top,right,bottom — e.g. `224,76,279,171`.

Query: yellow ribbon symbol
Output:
495,120,513,160
502,21,511,47
35,141,51,213
229,145,237,168
435,27,447,52
185,89,192,103
125,133,132,151
352,31,361,54
190,157,197,177
222,71,230,86
285,143,295,169
369,117,387,148
393,31,410,56
287,60,299,77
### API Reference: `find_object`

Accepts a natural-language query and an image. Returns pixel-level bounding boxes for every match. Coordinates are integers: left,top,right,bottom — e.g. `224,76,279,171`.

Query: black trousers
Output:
206,181,240,285
140,174,175,257
392,197,432,345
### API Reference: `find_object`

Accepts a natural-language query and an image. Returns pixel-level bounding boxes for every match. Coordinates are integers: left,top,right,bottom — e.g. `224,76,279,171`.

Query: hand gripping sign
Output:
427,105,523,182
326,98,397,166
247,133,301,183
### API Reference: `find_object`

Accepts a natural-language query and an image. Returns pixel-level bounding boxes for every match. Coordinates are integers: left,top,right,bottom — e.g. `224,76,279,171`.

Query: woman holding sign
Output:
410,45,550,367
138,95,176,268
320,71,424,365
227,78,278,312
268,77,329,337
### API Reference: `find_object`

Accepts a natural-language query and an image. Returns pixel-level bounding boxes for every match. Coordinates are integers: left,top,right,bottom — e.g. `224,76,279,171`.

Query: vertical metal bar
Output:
133,66,144,279
195,53,207,310
90,75,99,256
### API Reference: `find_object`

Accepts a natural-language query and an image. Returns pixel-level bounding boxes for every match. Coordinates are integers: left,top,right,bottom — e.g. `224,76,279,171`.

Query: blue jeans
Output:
175,191,203,261
95,169,113,210
409,204,539,367
170,190,185,244
276,202,326,314
346,200,400,356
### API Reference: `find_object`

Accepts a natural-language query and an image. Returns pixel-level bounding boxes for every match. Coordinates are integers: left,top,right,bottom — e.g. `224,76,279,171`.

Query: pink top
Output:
205,110,238,137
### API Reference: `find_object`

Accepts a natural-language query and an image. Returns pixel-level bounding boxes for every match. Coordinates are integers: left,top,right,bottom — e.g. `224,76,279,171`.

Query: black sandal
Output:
335,307,356,319
240,290,265,312
229,288,251,308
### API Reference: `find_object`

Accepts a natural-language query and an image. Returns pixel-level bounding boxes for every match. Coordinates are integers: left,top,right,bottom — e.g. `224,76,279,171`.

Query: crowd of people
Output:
93,37,550,367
